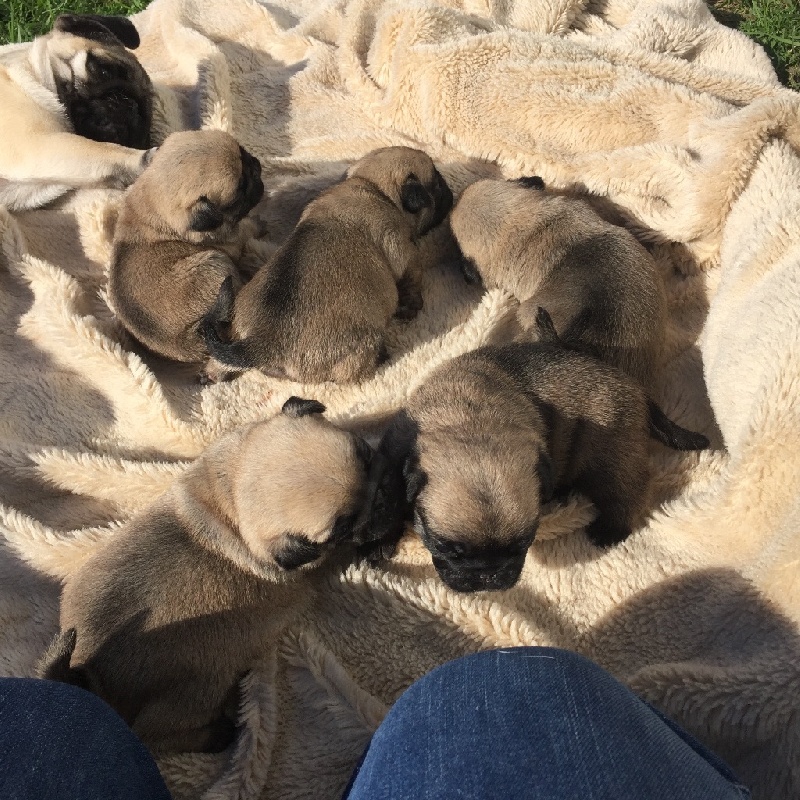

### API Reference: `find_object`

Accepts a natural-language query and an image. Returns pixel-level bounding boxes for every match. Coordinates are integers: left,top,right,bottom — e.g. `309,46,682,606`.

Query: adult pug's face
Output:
47,14,154,149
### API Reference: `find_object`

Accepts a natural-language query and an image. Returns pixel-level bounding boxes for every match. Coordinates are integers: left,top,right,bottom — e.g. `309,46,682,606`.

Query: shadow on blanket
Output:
310,564,799,797
0,239,120,529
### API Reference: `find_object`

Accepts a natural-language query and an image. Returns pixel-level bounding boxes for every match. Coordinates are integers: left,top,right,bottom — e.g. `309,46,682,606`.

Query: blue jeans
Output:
0,649,750,800
0,678,170,800
343,647,751,799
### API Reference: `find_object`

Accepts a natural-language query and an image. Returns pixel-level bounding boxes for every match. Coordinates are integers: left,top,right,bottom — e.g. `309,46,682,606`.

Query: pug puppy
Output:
374,315,709,593
0,13,155,211
450,177,667,389
202,145,454,384
107,130,265,365
37,397,390,754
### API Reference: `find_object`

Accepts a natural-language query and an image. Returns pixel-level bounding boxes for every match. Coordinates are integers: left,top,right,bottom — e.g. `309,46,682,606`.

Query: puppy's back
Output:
483,341,646,428
225,206,402,382
517,217,665,388
453,182,666,389
59,492,285,740
110,237,237,362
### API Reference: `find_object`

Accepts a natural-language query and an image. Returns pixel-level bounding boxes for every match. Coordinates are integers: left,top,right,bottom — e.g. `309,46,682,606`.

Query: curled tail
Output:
648,401,710,451
37,628,90,690
201,276,255,369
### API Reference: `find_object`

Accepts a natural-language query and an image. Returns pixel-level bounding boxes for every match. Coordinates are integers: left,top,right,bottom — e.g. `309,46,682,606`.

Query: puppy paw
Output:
585,517,631,548
395,272,424,320
107,148,157,189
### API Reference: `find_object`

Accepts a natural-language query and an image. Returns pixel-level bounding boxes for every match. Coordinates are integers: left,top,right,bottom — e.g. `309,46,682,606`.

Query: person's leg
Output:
0,677,171,800
343,647,750,800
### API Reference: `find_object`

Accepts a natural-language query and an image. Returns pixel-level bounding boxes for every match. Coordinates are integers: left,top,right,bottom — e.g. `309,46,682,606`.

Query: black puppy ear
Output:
354,436,374,466
403,460,428,504
331,513,357,543
400,175,432,214
189,196,224,232
535,306,559,343
516,175,545,190
536,450,555,503
282,396,326,417
54,14,140,49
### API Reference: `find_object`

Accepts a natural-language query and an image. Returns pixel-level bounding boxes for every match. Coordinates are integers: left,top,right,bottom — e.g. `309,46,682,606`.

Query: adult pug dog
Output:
450,177,667,390
373,312,709,593
202,145,454,384
0,13,155,211
38,397,390,754
107,129,265,366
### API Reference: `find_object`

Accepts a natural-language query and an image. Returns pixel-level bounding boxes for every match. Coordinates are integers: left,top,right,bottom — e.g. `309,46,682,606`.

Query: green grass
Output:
0,0,148,45
0,0,797,91
709,0,800,90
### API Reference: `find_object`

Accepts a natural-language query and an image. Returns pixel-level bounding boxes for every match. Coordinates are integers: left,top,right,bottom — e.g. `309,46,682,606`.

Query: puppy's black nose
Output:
438,568,520,593
434,556,524,593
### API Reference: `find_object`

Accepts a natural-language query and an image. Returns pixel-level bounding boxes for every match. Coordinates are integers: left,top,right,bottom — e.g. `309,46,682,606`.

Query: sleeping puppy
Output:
450,177,667,389
374,311,709,593
0,13,155,211
37,397,387,754
107,130,265,365
201,145,453,384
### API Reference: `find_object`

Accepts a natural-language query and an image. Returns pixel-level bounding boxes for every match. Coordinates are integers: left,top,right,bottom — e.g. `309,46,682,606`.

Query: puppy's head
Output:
235,397,374,572
390,414,552,593
450,178,547,287
129,130,264,243
41,14,154,149
347,146,453,238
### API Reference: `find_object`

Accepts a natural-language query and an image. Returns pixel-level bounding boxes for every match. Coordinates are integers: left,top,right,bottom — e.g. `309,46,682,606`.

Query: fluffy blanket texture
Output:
1,0,799,796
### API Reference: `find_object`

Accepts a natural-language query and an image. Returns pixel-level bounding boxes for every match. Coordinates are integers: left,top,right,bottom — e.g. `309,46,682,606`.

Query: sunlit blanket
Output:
1,0,799,797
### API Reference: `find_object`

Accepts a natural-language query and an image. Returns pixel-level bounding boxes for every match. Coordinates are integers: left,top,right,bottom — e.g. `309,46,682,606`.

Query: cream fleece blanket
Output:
1,0,799,797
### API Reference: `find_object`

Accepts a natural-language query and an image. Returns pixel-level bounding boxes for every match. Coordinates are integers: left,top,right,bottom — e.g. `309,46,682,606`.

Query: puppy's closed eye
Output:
274,534,322,570
432,538,467,558
416,510,462,557
460,256,482,286
85,52,126,83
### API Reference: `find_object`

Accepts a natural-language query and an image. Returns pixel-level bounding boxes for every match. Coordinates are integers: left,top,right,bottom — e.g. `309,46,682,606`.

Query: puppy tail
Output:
37,628,91,690
201,276,255,369
648,401,710,451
